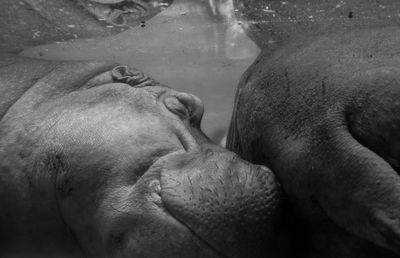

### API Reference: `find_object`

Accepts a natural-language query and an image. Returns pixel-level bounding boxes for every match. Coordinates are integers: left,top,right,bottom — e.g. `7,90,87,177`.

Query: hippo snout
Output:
159,148,286,258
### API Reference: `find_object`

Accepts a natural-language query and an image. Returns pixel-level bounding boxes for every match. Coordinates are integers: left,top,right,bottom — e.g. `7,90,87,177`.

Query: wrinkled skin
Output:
228,0,400,257
0,1,289,257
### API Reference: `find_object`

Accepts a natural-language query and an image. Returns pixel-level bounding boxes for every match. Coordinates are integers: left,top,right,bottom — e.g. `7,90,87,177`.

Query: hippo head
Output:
0,59,288,257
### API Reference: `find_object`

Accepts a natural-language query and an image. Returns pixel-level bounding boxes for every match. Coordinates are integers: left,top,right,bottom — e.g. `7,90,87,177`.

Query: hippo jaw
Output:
76,0,173,27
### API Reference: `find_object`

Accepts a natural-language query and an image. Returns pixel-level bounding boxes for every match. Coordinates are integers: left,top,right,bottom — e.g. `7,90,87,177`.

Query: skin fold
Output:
0,1,291,257
228,0,400,257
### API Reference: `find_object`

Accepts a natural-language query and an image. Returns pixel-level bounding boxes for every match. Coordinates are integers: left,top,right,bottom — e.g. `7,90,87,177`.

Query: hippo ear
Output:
111,65,160,88
312,130,400,254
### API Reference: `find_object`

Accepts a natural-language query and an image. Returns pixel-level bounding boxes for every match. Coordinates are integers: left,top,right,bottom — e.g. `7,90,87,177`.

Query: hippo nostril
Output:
175,93,204,127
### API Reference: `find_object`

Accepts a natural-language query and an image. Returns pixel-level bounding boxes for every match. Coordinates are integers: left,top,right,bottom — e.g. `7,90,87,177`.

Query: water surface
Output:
22,0,259,143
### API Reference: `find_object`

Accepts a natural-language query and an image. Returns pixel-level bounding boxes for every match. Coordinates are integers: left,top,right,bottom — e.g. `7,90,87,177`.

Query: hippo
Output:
228,0,400,257
0,1,290,257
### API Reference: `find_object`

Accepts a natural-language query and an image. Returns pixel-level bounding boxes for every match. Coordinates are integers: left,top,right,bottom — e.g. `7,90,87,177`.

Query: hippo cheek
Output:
159,149,287,258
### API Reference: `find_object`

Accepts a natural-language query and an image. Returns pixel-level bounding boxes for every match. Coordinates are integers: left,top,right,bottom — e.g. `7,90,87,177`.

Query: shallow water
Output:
21,0,259,144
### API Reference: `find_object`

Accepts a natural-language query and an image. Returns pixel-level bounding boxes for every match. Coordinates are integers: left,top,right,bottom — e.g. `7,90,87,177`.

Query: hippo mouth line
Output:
76,0,172,27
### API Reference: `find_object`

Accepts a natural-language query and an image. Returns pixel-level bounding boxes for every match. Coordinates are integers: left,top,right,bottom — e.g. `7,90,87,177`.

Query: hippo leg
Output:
311,124,400,254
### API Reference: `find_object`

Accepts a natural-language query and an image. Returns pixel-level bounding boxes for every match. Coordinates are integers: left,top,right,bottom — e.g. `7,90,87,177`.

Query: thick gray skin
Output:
0,1,288,257
0,57,286,257
228,0,400,257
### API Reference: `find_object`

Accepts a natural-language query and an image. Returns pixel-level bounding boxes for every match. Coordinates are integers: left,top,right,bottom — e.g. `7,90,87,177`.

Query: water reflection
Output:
21,0,259,143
